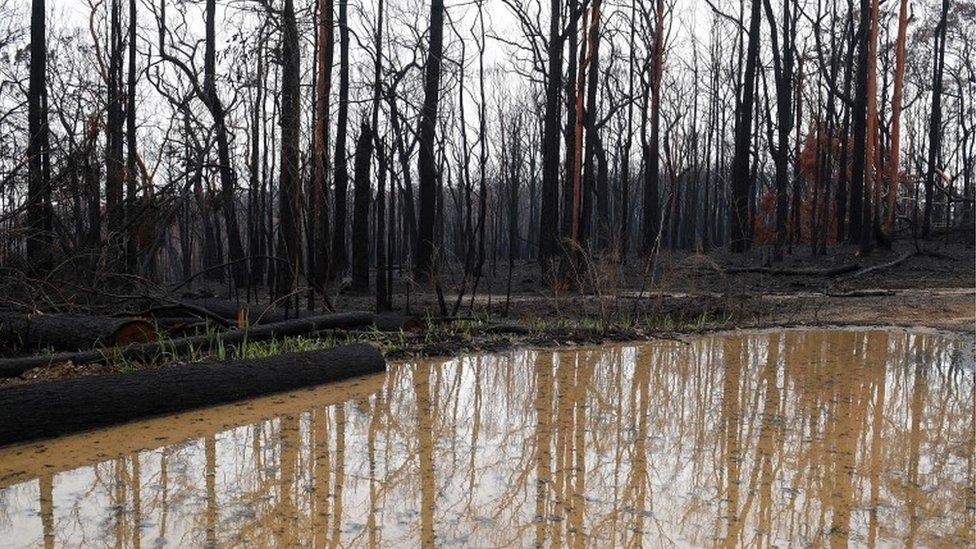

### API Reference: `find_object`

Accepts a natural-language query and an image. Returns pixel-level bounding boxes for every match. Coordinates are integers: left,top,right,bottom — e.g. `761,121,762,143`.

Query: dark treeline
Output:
0,0,973,310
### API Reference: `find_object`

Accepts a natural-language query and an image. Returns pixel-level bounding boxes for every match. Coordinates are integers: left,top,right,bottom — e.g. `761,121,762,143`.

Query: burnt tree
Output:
351,122,374,293
729,0,761,253
415,0,446,278
331,0,351,278
276,0,302,297
26,0,51,265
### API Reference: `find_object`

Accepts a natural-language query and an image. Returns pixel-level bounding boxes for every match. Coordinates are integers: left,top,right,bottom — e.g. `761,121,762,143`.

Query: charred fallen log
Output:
0,368,387,487
0,343,385,446
842,251,914,280
151,316,210,335
373,312,424,333
0,312,157,352
0,311,375,378
141,298,291,326
723,263,860,276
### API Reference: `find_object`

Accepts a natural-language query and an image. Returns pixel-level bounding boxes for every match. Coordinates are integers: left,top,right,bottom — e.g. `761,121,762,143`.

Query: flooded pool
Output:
0,329,972,547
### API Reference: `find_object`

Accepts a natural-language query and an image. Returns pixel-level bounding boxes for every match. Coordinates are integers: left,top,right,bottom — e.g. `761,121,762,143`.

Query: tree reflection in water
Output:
0,329,972,547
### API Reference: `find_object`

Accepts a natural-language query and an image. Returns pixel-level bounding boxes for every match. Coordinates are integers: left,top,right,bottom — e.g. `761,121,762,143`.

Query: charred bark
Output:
729,0,761,253
26,0,52,266
331,0,351,278
276,0,303,297
0,312,376,377
351,123,374,293
0,344,385,446
538,0,564,264
0,313,157,352
415,0,446,278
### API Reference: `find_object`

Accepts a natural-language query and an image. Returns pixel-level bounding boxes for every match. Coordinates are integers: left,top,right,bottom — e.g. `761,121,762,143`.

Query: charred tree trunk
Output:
276,0,302,297
351,123,374,293
372,0,389,309
568,2,592,251
848,0,871,245
474,5,489,279
538,0,563,264
202,0,246,287
331,0,351,278
835,13,856,243
415,0,446,278
376,140,390,310
923,0,948,238
581,0,602,251
562,0,580,251
642,0,664,255
729,0,761,253
85,118,102,250
595,142,609,249
763,0,793,262
106,0,125,263
26,0,52,267
388,97,418,255
506,122,521,315
618,0,637,259
248,36,267,283
125,0,138,273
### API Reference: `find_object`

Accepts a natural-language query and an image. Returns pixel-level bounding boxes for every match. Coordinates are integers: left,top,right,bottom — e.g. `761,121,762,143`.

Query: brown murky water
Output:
0,329,972,547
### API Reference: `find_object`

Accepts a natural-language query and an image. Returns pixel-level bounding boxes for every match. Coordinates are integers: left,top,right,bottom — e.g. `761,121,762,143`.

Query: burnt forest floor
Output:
3,237,974,387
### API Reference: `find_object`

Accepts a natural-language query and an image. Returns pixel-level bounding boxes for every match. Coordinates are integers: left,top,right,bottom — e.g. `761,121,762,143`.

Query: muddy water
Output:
0,329,972,548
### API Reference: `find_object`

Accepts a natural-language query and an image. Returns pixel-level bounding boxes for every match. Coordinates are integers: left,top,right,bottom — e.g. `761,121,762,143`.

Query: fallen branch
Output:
842,252,913,280
0,311,375,378
825,289,897,298
0,343,385,446
724,263,860,277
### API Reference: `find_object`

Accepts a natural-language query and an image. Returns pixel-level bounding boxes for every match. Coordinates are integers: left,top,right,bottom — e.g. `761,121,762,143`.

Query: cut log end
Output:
0,313,159,353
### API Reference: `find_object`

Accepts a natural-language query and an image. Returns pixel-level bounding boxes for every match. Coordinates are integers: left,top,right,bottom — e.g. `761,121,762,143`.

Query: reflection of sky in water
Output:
0,329,972,548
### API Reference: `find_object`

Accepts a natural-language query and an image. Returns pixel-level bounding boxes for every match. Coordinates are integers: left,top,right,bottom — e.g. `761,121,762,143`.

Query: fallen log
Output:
137,302,232,327
0,312,157,352
152,316,210,335
373,313,424,333
842,251,914,280
0,311,375,378
0,368,387,487
723,263,860,276
0,343,385,446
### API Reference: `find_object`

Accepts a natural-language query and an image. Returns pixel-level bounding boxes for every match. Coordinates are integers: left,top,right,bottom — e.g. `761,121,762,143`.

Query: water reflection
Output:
0,329,972,547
